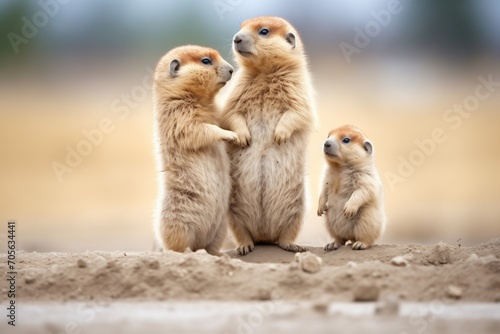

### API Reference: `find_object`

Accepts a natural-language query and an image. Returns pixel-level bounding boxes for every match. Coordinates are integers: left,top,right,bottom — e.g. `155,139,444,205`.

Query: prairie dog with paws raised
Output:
317,125,386,251
153,45,238,256
221,16,316,255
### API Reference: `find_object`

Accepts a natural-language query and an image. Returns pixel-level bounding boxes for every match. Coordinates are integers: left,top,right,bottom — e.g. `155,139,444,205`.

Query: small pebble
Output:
25,276,36,284
346,261,357,268
91,255,107,269
256,289,272,301
427,241,451,265
77,259,87,268
353,282,380,302
148,260,160,270
446,285,462,299
312,299,329,313
268,264,278,271
294,252,322,274
288,261,300,271
390,256,409,267
466,253,479,262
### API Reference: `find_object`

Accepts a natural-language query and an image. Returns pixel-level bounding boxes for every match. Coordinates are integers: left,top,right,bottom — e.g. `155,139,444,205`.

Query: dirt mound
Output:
2,240,500,303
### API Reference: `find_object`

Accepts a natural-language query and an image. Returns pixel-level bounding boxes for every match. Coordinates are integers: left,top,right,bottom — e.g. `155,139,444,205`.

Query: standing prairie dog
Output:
153,45,238,256
317,125,386,250
221,16,316,255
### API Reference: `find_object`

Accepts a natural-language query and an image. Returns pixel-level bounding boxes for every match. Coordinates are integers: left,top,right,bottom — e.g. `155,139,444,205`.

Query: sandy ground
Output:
1,239,500,333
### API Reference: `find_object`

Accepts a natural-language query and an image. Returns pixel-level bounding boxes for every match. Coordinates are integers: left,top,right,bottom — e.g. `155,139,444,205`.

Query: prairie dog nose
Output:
323,138,340,157
233,34,243,44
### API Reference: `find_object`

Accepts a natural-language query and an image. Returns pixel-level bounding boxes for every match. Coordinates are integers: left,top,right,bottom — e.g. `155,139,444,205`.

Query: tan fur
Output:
153,45,238,255
318,125,386,251
221,16,317,255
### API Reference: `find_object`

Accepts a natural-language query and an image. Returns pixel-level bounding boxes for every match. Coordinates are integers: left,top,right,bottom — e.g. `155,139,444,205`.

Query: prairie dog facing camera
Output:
153,45,238,256
317,125,386,251
221,16,316,255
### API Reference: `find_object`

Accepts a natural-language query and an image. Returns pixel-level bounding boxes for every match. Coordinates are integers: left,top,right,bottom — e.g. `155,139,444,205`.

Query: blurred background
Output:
0,0,499,252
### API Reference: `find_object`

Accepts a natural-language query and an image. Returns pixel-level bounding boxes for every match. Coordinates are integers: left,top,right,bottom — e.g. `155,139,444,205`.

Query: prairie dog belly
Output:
230,109,306,242
325,191,356,241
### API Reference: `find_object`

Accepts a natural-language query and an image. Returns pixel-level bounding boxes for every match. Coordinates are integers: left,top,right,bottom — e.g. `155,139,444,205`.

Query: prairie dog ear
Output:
285,32,296,49
363,141,373,155
170,59,181,78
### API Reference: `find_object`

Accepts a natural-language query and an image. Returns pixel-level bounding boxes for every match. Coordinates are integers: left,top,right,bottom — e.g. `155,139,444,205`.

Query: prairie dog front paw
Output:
343,201,358,218
274,125,291,144
317,193,328,216
234,127,251,147
317,205,327,216
221,130,239,143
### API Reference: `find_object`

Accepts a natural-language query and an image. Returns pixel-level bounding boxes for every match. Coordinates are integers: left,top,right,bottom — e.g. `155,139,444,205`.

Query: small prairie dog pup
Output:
222,16,316,255
317,125,386,251
153,45,238,256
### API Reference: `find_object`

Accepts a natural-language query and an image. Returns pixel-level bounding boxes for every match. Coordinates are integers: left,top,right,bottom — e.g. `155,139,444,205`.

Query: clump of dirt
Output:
1,239,500,303
427,241,452,265
294,252,323,273
353,282,380,301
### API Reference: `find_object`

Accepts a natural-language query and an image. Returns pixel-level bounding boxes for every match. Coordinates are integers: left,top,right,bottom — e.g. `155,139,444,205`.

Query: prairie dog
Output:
153,45,238,256
221,16,316,255
317,125,386,250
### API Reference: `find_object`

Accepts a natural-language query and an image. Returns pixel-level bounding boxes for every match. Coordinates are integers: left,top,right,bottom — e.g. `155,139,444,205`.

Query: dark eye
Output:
342,137,351,144
259,28,269,36
201,58,212,65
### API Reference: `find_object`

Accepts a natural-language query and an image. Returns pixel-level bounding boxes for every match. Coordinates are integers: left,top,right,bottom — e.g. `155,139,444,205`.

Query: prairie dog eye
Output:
259,28,269,36
201,58,212,65
342,137,351,144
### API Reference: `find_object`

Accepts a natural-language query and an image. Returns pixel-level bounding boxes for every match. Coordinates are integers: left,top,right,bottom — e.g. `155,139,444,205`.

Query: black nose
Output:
324,142,331,148
233,36,242,44
229,69,234,74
